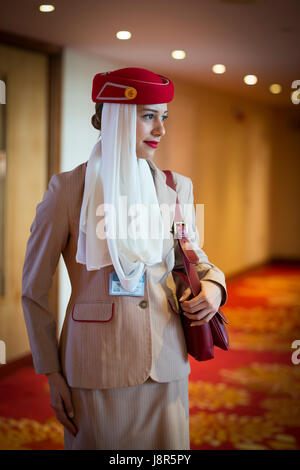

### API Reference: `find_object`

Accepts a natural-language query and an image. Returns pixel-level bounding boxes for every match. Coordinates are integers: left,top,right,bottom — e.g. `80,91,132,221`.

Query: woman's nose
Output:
152,120,166,137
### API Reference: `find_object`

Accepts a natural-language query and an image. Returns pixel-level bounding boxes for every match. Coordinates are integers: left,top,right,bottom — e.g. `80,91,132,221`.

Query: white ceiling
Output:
1,0,300,107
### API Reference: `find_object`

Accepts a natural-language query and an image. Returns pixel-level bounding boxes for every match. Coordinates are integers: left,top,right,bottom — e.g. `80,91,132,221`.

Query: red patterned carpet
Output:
1,262,300,450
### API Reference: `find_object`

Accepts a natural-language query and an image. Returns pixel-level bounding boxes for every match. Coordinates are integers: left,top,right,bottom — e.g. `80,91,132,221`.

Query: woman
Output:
21,67,227,450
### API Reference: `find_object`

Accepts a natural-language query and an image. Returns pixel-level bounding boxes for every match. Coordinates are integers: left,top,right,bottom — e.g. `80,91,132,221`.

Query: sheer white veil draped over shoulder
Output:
76,103,164,292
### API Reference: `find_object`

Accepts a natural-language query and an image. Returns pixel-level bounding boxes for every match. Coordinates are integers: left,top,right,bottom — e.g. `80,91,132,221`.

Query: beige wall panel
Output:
270,108,300,259
0,44,48,362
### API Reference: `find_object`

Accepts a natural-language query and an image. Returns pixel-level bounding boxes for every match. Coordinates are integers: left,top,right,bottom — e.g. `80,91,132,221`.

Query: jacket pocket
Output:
71,301,114,323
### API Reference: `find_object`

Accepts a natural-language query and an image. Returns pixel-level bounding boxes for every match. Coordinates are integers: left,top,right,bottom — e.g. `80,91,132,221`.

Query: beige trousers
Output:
64,376,190,450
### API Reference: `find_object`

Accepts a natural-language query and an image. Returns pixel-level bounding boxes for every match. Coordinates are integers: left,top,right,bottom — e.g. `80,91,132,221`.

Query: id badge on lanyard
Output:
109,270,145,297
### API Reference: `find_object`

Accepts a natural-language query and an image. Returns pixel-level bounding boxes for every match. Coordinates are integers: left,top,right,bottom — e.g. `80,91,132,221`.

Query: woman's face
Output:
136,103,168,159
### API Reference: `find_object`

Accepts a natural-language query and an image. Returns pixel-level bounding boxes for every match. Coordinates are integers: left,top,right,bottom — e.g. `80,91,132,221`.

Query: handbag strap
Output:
163,170,202,298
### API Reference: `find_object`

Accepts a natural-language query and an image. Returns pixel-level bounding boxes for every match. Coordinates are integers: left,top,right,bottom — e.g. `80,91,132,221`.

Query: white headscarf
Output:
76,103,164,292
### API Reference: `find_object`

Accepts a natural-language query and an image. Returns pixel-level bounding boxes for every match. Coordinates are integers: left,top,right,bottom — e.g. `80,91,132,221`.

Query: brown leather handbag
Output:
163,170,229,361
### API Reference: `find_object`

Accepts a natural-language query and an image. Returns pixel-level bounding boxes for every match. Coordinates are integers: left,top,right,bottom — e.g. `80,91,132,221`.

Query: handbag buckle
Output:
171,221,188,239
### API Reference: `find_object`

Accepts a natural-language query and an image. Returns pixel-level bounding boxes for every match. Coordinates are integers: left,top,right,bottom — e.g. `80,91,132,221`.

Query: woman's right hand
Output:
46,371,78,437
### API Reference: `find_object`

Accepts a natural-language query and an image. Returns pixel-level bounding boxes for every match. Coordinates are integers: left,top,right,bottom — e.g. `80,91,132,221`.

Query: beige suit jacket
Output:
21,158,227,389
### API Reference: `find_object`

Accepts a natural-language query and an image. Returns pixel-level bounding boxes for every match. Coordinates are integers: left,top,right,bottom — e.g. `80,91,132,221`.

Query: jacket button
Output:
139,300,148,309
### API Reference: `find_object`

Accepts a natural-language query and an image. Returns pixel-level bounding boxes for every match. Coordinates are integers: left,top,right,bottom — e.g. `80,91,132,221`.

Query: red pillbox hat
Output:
92,67,174,104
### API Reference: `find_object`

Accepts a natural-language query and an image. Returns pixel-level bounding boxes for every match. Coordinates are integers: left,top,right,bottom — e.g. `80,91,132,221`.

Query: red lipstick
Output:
144,141,159,148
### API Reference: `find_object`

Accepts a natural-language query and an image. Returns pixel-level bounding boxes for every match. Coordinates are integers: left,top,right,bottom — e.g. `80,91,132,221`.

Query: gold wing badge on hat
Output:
124,87,137,99
96,83,138,101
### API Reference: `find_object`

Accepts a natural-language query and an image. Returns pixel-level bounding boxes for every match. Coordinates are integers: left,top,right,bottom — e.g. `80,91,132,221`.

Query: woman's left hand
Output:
179,280,222,326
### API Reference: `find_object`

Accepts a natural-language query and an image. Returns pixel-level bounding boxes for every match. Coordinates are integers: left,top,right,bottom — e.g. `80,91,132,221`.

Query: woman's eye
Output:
143,113,154,120
142,114,168,121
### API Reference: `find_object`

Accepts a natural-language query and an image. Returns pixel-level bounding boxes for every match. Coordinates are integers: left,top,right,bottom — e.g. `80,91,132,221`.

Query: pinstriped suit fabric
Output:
64,376,190,450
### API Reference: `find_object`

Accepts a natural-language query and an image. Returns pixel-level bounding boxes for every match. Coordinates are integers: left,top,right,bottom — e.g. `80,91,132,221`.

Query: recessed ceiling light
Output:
39,4,55,12
212,64,226,74
171,50,186,60
243,74,258,85
269,84,282,94
116,31,132,40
